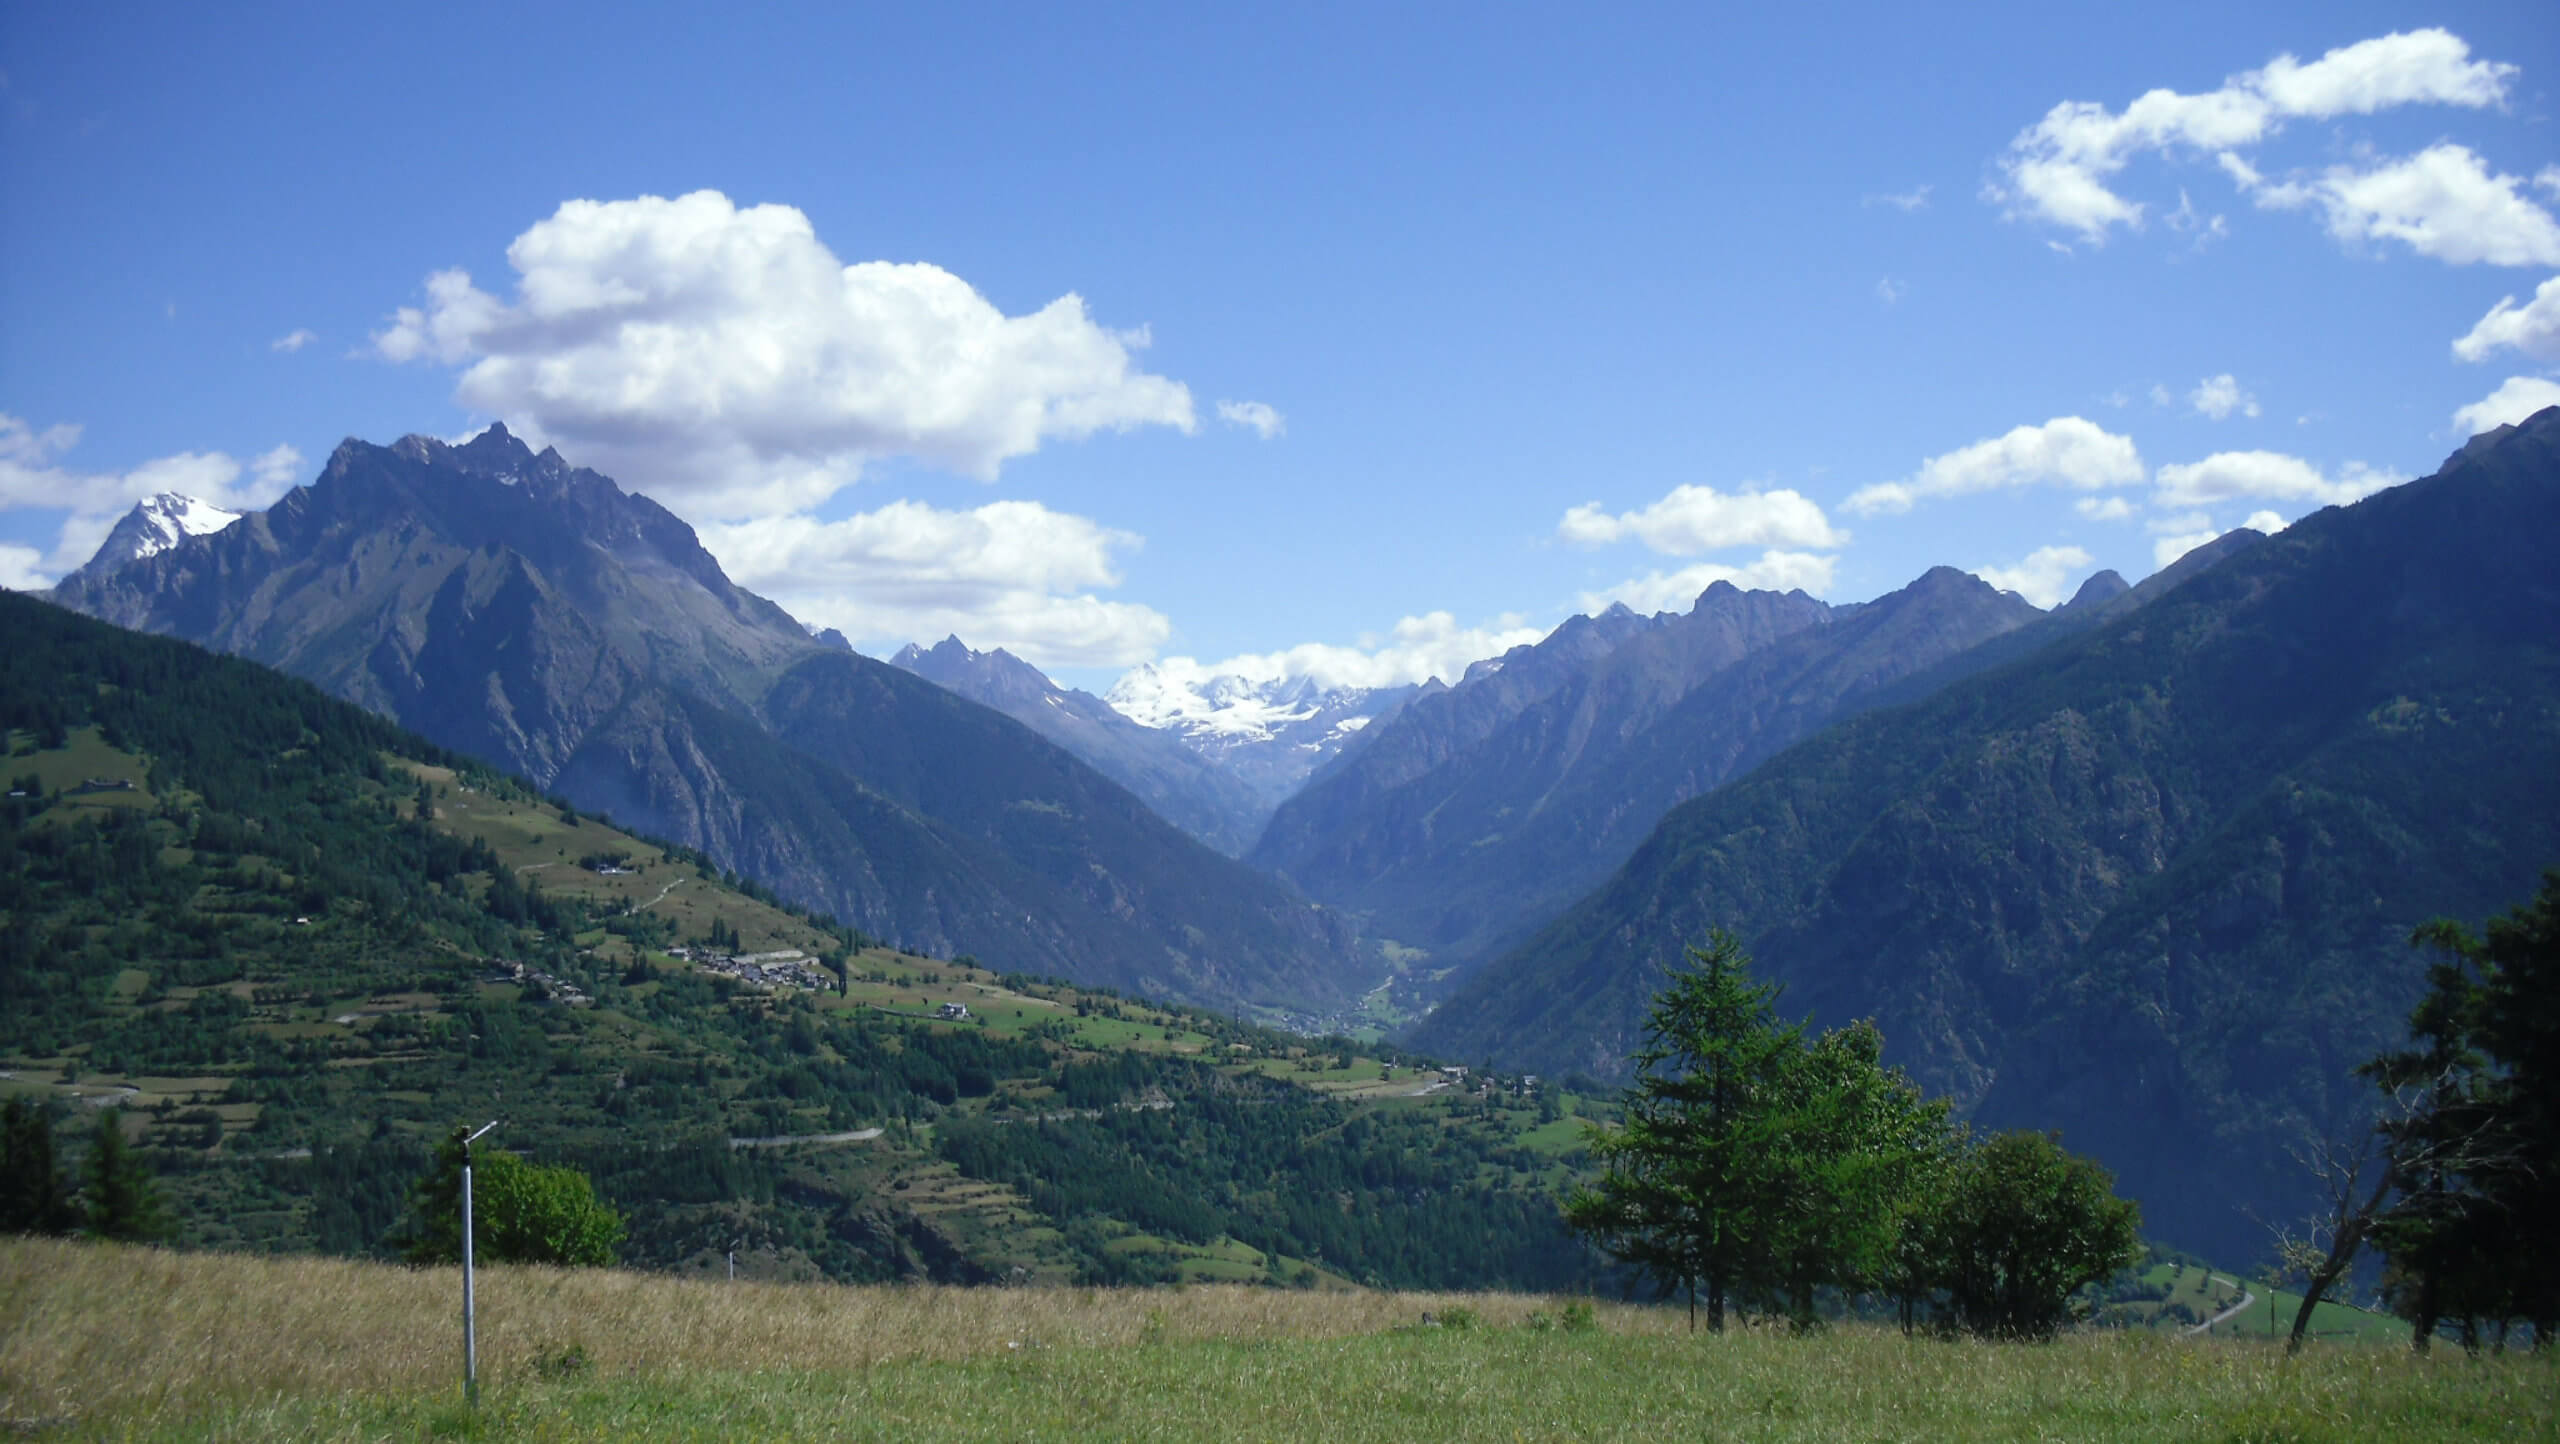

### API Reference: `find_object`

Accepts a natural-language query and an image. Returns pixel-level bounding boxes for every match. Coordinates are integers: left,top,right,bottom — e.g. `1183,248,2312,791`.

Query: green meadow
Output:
2,1239,2547,1442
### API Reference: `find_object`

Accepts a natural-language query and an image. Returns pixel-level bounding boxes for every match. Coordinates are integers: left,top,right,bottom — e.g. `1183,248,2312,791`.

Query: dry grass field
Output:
4,1239,2553,1442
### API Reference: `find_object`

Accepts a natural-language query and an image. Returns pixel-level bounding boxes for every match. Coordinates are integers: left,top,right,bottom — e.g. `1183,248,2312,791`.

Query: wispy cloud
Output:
1863,184,1932,212
1215,399,1286,440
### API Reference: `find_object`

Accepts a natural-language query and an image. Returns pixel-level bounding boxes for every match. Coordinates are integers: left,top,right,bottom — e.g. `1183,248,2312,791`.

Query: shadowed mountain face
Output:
1251,572,2047,974
890,637,1270,857
44,426,1357,1011
1412,408,2560,1259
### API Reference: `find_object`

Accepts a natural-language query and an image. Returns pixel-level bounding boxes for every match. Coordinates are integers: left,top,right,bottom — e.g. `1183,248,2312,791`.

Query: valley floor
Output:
4,1240,2551,1441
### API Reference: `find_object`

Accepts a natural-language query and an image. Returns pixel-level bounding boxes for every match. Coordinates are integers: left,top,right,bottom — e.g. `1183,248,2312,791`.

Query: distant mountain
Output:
890,637,1269,856
1253,571,2047,974
61,493,240,585
44,425,1358,1011
1103,663,1424,812
1412,408,2560,1259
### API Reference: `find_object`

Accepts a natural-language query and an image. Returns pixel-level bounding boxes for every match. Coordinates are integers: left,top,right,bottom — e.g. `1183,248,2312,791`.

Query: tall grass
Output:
0,1238,1626,1428
3,1238,2549,1441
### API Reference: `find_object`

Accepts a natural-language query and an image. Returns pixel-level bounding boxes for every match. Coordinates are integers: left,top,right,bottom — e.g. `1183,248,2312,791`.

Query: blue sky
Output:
5,2,2556,692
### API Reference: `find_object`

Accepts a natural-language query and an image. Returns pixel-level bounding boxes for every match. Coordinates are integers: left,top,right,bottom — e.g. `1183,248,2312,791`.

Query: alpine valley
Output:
43,426,1357,1015
17,406,2560,1268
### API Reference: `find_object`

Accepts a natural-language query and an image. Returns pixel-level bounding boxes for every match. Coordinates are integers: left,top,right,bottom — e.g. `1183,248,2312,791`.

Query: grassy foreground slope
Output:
4,1240,2549,1442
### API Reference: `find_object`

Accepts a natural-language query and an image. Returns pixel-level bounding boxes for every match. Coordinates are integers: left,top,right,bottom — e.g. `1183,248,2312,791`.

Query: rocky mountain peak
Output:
2061,569,2131,613
62,493,242,584
891,635,1061,712
452,421,536,476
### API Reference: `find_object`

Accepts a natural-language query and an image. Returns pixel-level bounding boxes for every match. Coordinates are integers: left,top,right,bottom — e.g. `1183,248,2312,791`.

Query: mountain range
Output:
1252,567,2062,980
1103,662,1425,817
43,425,1358,1012
1412,407,2560,1257
888,637,1271,857
32,404,2560,1264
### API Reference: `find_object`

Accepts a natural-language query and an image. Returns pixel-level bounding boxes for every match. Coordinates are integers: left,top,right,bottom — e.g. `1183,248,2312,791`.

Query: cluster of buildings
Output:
669,945,834,992
486,956,593,1006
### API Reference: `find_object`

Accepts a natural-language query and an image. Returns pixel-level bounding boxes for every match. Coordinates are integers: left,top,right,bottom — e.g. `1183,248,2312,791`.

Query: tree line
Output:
1566,933,2140,1338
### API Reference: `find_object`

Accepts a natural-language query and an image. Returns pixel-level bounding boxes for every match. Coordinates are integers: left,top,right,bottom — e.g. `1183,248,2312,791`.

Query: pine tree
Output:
81,1107,174,1243
1564,933,1805,1330
0,1099,78,1235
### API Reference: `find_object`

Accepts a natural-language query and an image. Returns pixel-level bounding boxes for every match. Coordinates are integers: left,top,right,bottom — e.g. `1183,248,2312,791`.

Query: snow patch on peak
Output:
59,492,246,587
133,494,241,556
1105,659,1344,744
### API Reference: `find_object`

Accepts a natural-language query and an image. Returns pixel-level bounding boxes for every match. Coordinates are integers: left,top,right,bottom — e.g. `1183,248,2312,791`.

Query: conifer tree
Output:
1564,933,1805,1331
81,1107,174,1243
0,1099,78,1235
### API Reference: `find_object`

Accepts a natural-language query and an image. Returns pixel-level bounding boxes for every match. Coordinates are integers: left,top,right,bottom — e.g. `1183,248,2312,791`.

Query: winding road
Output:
2185,1275,2258,1336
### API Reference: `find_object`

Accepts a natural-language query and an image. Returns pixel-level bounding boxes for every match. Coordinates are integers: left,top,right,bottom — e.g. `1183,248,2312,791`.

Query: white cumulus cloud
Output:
2453,276,2560,361
2252,145,2560,267
1844,416,2144,516
2076,496,2137,521
0,542,49,591
2151,450,2402,508
1215,399,1286,439
2452,375,2560,435
269,328,317,353
1560,483,1846,553
2189,374,2260,419
1992,29,2520,248
697,498,1168,669
371,190,1198,518
1576,550,1839,615
1973,545,2094,608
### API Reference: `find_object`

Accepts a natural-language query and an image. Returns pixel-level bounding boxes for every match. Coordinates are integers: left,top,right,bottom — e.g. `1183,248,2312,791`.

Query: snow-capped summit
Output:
1104,660,1424,804
67,494,241,582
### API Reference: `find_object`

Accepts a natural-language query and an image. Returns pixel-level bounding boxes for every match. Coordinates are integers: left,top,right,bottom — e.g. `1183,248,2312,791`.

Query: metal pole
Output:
461,1120,499,1410
462,1157,477,1408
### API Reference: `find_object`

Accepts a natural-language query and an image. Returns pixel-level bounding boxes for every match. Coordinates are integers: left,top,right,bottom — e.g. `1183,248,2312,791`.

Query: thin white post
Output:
461,1120,499,1409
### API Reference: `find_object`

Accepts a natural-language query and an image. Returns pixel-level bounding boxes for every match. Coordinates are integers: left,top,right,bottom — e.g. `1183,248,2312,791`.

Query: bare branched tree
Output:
2267,1120,2395,1354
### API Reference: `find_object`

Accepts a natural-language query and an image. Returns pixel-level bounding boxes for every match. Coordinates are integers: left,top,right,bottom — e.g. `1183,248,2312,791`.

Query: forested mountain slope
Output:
0,591,1586,1289
1413,408,2560,1259
42,429,1356,1012
891,637,1269,857
1255,571,2044,973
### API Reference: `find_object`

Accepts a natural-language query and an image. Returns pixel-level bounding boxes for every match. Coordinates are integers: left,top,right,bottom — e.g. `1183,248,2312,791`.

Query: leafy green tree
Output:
81,1107,175,1243
1766,1020,1953,1328
1565,934,1810,1331
0,1099,79,1235
400,1128,624,1267
1931,1129,2141,1340
2364,868,2560,1351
